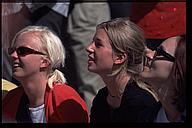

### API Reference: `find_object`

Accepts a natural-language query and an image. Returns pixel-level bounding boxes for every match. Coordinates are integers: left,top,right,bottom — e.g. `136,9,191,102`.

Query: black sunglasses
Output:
144,46,176,68
8,46,46,57
153,45,176,62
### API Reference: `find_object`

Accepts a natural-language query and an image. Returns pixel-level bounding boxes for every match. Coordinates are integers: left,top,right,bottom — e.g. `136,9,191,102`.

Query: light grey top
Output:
29,104,46,123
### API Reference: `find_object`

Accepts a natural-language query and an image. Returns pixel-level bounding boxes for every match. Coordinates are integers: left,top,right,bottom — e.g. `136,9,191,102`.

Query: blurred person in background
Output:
139,35,186,122
129,3,186,121
130,2,186,50
2,3,31,84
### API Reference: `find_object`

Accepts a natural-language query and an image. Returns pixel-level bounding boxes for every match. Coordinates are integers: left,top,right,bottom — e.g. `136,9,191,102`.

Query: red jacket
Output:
130,2,186,39
3,83,89,123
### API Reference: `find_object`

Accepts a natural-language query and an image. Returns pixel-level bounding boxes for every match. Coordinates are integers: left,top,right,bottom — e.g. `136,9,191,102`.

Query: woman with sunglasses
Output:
2,26,89,123
140,36,180,97
86,17,157,122
138,35,185,122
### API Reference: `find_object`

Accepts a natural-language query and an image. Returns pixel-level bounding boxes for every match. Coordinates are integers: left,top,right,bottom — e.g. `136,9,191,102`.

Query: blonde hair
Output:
97,18,160,98
11,26,66,88
137,79,159,101
97,17,145,76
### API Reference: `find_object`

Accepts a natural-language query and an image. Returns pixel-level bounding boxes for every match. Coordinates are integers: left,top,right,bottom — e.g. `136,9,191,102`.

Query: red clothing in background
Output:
130,2,186,39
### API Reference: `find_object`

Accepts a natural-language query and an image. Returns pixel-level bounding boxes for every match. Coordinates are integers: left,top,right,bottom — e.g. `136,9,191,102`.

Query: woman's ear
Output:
114,53,127,64
40,57,51,68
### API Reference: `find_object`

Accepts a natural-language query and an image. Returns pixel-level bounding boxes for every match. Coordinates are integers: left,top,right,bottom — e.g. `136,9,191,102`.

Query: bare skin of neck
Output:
19,74,48,108
101,71,131,109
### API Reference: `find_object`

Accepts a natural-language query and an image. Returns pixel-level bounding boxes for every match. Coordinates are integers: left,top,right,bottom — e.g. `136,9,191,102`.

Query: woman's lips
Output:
88,55,95,64
13,62,22,69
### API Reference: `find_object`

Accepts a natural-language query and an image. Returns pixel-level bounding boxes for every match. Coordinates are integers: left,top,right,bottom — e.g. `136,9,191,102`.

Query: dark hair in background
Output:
172,35,186,112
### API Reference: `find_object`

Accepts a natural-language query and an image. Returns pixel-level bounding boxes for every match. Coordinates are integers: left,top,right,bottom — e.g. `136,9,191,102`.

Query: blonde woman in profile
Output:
2,26,89,123
86,17,157,122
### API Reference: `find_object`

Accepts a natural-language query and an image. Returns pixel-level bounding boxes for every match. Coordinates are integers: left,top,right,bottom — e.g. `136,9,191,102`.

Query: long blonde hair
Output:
97,18,158,100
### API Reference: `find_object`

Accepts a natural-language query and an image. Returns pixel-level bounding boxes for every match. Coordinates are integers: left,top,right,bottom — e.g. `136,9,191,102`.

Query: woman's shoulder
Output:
94,86,108,100
138,101,162,122
49,82,88,107
3,86,23,101
46,83,89,122
52,82,82,98
97,86,107,94
92,86,108,106
125,81,157,105
3,86,24,114
128,81,154,97
50,82,88,107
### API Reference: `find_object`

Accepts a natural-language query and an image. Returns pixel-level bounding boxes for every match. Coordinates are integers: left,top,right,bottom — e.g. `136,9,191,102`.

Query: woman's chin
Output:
88,66,98,73
88,67,95,72
12,74,24,81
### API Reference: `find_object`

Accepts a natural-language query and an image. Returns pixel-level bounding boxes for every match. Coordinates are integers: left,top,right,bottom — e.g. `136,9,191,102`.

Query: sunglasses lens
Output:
8,46,45,56
17,47,31,56
155,46,175,62
157,47,163,56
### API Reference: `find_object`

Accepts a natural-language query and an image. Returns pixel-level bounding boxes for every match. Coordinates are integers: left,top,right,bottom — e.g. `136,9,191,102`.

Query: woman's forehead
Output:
15,31,42,48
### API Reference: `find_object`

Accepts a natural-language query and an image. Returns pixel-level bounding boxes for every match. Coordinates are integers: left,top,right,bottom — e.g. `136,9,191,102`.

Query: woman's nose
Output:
86,43,94,53
145,48,155,60
145,48,155,67
9,50,18,60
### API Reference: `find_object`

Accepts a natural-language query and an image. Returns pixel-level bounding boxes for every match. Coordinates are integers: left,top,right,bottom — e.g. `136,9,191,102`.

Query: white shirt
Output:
29,104,46,123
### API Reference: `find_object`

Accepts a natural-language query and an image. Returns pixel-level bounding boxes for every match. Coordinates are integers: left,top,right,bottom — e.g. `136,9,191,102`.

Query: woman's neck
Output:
101,72,131,108
20,75,48,108
103,72,131,94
